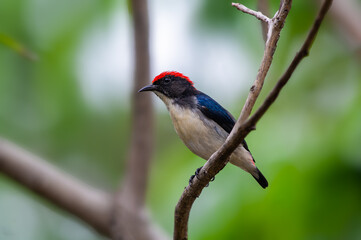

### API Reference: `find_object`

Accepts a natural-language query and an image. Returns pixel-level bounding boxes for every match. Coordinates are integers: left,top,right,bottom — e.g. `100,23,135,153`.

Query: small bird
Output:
139,71,268,188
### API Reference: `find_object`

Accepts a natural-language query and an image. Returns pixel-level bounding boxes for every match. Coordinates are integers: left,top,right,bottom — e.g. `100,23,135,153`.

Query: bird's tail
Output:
251,167,268,189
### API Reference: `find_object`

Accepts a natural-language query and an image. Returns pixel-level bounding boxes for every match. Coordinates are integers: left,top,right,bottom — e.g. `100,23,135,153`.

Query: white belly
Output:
156,92,255,173
168,104,228,160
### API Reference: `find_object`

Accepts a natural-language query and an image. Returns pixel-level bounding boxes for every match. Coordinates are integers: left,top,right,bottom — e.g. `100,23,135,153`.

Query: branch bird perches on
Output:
174,0,333,239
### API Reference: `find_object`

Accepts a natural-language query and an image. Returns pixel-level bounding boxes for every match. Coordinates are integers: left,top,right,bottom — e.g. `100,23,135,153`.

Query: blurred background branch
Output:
0,138,112,236
324,0,361,59
110,0,162,239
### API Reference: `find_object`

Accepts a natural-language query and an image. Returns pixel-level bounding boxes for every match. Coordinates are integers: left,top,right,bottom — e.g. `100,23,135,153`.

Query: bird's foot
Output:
195,167,202,176
188,167,215,187
188,167,202,185
188,175,195,185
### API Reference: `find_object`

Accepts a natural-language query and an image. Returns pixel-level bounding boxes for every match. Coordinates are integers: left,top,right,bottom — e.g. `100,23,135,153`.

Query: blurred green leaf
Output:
0,33,38,60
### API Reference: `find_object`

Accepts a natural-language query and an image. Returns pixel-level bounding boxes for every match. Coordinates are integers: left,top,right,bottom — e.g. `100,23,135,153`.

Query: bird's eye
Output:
164,77,171,84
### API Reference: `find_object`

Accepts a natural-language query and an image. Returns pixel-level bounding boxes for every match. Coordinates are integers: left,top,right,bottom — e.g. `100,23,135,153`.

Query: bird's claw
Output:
188,175,195,185
195,167,202,176
188,167,202,185
188,167,215,187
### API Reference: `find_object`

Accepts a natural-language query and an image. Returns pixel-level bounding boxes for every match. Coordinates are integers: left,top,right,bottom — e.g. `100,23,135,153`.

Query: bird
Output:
139,71,268,188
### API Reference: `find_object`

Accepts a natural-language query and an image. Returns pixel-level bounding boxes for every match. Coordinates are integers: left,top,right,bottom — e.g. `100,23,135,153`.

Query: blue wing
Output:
196,93,235,134
196,92,253,155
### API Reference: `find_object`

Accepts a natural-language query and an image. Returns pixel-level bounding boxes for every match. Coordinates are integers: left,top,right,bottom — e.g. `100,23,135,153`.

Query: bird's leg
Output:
188,167,215,187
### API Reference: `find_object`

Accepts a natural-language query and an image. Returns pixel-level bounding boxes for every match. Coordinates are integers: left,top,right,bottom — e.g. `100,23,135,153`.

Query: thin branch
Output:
236,0,334,147
236,0,291,124
232,3,270,23
174,0,333,239
0,138,112,236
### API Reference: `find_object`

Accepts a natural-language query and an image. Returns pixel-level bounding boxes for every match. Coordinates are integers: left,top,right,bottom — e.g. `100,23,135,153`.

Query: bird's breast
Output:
168,103,228,160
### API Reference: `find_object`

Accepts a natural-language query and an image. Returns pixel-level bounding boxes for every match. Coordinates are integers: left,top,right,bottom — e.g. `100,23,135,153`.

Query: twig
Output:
236,0,291,123
0,138,112,236
174,0,333,239
234,0,334,151
232,3,270,23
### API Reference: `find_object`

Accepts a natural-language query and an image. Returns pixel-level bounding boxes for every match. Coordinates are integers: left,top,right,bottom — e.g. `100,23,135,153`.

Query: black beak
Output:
138,84,157,93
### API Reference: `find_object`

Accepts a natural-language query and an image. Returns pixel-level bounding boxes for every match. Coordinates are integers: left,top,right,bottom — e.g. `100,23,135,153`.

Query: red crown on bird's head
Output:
153,71,193,85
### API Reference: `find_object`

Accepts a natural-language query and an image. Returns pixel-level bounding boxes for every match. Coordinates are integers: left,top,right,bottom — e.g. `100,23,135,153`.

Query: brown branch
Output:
174,0,333,239
0,138,112,236
117,0,153,210
239,0,333,145
0,137,168,240
236,1,291,124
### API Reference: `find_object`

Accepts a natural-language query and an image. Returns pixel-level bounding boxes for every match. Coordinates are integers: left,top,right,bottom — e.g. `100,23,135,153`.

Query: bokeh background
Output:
1,0,361,239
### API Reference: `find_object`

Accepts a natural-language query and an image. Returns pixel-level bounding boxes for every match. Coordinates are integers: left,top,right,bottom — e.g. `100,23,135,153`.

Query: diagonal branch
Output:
174,0,333,239
0,138,112,236
231,0,334,152
236,0,291,123
0,137,168,240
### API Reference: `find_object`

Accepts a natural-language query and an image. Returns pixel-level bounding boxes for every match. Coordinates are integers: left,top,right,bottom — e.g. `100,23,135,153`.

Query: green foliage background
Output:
1,0,361,239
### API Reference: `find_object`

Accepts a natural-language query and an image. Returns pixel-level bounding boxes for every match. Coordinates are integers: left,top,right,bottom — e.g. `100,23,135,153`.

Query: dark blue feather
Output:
196,93,235,134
